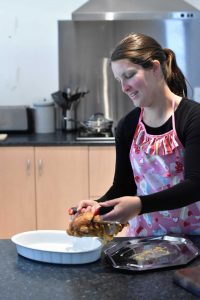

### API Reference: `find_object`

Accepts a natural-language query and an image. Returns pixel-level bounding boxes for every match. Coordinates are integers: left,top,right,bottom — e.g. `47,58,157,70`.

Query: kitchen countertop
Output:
1,237,200,300
0,131,115,147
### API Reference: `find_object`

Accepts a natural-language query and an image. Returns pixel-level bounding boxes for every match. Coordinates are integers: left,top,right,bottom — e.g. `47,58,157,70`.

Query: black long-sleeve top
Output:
98,98,200,214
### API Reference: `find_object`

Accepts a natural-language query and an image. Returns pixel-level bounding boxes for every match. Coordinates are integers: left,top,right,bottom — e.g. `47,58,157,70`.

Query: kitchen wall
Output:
0,0,199,106
0,0,87,106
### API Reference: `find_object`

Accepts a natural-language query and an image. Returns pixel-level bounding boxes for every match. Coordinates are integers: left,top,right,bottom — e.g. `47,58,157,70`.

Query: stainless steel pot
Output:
65,113,113,133
82,113,113,133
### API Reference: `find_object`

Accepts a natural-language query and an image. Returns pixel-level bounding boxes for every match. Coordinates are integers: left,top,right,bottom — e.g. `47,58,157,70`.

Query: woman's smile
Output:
129,91,139,101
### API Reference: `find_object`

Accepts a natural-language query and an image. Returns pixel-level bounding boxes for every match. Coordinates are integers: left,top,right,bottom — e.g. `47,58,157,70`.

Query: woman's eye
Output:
124,72,135,79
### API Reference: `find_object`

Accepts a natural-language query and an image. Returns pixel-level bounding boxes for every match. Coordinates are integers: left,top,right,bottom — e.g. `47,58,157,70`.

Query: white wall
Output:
0,0,87,106
0,0,199,106
185,0,200,9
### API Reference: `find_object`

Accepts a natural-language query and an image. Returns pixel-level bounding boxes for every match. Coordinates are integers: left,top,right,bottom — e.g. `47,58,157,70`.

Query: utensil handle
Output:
68,206,114,215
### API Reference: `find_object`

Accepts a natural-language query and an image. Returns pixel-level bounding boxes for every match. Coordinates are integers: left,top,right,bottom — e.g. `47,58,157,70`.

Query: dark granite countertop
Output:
0,131,115,147
1,237,200,300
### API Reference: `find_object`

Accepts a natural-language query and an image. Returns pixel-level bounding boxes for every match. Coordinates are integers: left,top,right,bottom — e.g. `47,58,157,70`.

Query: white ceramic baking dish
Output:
11,230,102,264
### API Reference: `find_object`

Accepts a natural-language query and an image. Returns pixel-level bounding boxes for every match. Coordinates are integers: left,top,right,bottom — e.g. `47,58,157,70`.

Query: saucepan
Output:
65,113,113,133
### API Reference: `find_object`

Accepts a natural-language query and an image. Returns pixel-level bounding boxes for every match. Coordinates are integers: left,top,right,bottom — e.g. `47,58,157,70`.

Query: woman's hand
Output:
76,199,101,214
99,196,142,224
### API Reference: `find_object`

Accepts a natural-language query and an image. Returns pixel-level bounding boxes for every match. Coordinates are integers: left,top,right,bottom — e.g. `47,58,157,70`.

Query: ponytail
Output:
163,48,187,97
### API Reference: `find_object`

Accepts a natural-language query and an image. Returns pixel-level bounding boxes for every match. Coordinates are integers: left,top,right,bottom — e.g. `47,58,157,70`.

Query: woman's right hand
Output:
99,196,142,223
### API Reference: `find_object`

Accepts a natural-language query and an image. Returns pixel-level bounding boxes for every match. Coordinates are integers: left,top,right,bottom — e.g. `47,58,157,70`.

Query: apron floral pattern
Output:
127,103,200,237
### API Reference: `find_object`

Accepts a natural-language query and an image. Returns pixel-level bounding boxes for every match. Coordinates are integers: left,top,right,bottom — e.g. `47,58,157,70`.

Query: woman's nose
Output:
121,81,130,93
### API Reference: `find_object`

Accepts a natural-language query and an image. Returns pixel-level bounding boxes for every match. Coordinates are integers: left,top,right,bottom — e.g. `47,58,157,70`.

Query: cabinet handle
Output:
26,159,31,176
38,159,43,176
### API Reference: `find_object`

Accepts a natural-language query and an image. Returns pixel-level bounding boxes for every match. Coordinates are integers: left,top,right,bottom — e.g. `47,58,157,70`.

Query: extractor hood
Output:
72,0,200,21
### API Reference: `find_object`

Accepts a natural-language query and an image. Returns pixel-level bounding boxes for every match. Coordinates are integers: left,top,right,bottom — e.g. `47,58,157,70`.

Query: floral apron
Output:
127,102,200,237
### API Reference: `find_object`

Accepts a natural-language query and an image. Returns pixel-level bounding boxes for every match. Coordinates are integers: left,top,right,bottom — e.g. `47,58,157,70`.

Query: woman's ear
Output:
152,60,161,76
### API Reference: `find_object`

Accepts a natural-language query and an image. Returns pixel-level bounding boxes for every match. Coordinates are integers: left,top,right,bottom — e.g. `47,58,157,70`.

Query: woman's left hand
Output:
99,196,141,224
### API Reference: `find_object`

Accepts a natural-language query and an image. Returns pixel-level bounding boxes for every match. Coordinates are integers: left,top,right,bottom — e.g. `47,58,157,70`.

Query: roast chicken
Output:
67,211,125,242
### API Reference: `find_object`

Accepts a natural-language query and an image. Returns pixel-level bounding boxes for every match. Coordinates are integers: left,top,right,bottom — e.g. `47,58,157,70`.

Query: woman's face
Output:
111,59,158,107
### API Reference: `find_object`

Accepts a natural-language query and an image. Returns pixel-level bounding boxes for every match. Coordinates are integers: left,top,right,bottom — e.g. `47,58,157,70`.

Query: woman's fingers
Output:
99,199,119,207
76,199,100,213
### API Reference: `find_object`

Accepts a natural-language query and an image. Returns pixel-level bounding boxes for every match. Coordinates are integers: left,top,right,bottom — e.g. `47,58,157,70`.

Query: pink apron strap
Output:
172,99,176,131
139,108,144,122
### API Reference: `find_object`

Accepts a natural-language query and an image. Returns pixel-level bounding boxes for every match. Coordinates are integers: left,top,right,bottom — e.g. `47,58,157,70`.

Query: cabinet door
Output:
89,146,115,198
0,147,36,238
35,146,89,230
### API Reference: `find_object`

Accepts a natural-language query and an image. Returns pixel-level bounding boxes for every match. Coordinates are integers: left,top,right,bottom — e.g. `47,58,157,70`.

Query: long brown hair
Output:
111,33,187,97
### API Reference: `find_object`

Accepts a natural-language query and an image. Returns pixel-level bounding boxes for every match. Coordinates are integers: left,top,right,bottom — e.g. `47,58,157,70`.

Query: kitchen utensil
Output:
104,235,199,272
63,89,89,106
11,230,102,264
65,113,113,134
52,90,89,110
173,265,200,297
68,206,114,216
82,113,113,133
51,89,89,131
98,221,123,236
68,206,123,236
51,91,68,110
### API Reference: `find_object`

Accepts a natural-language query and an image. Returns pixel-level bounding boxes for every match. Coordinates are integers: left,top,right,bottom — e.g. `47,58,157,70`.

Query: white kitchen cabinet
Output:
0,147,36,238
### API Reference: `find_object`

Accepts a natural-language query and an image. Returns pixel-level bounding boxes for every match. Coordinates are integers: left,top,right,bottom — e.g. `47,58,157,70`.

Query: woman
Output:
76,33,200,236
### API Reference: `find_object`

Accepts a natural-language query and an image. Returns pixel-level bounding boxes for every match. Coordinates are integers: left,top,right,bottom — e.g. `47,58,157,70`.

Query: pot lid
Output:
33,99,54,107
87,113,113,123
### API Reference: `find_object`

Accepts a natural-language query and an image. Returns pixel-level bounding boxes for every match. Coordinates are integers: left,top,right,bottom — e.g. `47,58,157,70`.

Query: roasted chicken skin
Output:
67,211,125,242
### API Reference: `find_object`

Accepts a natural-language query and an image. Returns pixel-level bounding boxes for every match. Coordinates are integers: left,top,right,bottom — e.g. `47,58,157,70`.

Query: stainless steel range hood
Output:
72,0,200,21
